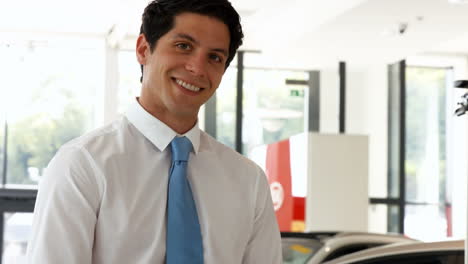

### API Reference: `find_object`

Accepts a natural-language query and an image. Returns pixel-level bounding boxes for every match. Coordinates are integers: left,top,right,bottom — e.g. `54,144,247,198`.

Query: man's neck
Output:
136,97,197,134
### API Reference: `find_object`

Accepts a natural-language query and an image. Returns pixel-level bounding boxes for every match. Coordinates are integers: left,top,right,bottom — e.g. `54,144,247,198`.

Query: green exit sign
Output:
290,89,305,97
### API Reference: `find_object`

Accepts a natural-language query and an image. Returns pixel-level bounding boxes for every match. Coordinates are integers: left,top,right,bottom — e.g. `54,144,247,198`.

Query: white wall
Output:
306,133,369,232
320,67,339,133
318,62,389,232
319,63,389,199
355,64,389,199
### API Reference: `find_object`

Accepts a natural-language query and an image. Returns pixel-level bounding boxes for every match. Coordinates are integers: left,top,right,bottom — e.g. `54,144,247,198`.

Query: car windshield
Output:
282,237,324,264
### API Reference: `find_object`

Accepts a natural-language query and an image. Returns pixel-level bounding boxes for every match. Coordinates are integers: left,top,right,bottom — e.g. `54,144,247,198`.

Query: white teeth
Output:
176,79,201,92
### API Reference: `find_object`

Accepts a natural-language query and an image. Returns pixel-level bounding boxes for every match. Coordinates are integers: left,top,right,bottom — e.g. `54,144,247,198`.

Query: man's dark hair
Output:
139,0,244,81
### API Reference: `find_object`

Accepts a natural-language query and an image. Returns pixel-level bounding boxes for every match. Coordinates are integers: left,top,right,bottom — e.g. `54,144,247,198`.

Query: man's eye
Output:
176,43,191,50
209,54,222,63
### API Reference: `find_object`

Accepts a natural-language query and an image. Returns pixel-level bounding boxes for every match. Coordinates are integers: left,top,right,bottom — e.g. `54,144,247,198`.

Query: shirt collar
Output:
125,98,200,154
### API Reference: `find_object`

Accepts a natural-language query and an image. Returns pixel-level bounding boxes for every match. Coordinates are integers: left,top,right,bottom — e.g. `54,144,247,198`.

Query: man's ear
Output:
136,34,150,65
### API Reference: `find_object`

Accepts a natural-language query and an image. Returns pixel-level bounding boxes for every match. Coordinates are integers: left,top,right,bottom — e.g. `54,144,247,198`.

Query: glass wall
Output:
404,66,452,241
383,61,464,238
242,69,308,156
0,40,103,187
0,39,103,264
117,50,141,114
2,212,33,264
216,67,237,149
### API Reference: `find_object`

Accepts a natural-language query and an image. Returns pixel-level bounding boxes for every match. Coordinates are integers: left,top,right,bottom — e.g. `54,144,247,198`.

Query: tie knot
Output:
170,136,192,162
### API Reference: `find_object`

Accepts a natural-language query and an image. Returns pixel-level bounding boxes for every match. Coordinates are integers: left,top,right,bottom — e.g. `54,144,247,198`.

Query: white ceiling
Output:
2,0,468,69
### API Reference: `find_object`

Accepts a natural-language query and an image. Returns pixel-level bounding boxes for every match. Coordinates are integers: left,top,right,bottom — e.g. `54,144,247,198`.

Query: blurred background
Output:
2,0,468,263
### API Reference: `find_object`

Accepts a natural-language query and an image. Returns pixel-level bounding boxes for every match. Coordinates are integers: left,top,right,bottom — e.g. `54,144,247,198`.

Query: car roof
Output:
281,231,412,242
282,231,418,264
281,231,339,242
331,231,409,239
322,240,464,264
308,233,417,264
321,233,416,249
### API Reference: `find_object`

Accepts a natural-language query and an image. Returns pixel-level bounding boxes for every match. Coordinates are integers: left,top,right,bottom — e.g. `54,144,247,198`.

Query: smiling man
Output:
137,11,228,134
27,0,282,263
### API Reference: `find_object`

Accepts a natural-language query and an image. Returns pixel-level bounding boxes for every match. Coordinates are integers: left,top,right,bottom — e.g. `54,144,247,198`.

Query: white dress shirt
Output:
27,99,282,264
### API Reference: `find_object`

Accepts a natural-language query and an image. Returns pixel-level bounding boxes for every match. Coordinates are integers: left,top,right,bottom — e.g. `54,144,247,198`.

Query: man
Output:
27,0,282,263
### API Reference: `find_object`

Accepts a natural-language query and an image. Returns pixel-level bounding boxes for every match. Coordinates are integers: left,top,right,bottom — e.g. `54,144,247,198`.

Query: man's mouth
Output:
175,79,202,92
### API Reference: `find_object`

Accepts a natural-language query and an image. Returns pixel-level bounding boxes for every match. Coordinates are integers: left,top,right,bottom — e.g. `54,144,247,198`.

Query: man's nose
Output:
185,54,207,77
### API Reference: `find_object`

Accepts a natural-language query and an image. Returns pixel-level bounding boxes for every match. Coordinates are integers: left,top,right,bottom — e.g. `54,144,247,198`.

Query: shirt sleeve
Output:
27,146,102,264
242,166,282,264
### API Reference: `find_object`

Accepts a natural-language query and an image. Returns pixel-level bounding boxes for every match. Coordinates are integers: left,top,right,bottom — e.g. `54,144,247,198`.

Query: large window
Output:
0,39,104,264
216,67,237,149
0,40,103,187
2,212,33,264
404,66,451,241
117,50,141,114
385,62,464,240
242,69,308,156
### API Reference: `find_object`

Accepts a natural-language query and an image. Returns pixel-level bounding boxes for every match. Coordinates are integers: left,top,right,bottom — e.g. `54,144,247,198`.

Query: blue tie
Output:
166,136,203,264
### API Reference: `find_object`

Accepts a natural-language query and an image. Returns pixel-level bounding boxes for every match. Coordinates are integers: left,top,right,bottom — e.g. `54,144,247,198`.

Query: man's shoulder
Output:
200,131,240,157
61,116,129,153
199,131,262,172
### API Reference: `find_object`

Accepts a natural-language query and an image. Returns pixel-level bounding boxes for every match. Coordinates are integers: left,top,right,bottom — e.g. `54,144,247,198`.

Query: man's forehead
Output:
175,11,225,24
170,14,230,49
172,12,229,37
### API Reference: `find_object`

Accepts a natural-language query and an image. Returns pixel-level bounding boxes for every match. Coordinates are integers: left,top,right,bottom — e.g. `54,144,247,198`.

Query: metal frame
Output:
398,60,406,233
308,71,320,132
235,51,244,153
368,60,406,234
2,121,7,185
204,96,217,138
339,61,346,133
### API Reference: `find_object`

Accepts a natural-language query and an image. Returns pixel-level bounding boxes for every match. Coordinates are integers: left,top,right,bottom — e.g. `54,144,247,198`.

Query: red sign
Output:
265,139,293,231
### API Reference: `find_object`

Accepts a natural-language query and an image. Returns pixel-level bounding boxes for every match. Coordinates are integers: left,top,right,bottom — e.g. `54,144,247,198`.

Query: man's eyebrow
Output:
212,48,228,57
173,33,229,57
174,33,198,44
